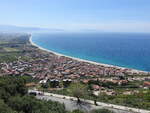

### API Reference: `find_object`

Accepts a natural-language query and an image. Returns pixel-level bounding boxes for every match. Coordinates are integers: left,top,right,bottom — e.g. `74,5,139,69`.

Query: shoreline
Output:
29,35,148,74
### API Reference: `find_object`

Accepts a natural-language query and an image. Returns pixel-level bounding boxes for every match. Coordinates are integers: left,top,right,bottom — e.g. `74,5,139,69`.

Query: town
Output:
0,33,150,111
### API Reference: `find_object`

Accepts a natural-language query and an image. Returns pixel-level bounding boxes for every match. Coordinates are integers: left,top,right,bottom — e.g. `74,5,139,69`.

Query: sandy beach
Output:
29,35,148,74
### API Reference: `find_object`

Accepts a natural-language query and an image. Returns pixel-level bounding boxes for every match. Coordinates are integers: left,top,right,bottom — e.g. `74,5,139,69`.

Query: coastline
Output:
29,35,148,74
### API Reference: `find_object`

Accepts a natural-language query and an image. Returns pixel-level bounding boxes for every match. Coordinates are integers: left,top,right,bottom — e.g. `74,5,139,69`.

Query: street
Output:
29,90,150,113
36,94,131,113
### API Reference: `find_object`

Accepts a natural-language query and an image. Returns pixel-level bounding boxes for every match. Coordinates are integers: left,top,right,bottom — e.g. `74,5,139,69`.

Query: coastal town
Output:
1,0,150,113
0,33,150,111
0,34,148,78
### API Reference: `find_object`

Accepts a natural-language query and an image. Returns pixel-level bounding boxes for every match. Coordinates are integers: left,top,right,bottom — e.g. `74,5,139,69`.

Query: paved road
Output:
36,95,131,113
29,90,149,113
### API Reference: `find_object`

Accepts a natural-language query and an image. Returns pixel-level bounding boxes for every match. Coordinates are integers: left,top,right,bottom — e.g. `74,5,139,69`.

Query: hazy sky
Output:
0,0,150,32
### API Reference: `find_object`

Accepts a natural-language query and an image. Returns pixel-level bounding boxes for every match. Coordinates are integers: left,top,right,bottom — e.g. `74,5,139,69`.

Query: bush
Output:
0,99,17,113
0,76,67,113
91,108,115,113
70,109,84,113
7,96,66,113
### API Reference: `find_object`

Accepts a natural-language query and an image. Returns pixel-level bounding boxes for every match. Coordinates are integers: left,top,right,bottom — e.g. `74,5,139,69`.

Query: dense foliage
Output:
91,109,114,113
0,76,67,113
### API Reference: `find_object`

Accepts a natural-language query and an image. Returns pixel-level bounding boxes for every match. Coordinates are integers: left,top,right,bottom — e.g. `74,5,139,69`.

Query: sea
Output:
31,32,150,72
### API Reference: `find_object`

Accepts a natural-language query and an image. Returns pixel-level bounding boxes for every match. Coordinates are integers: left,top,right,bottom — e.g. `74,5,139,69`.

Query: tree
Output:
7,95,67,113
69,83,86,104
0,76,28,101
0,99,17,113
0,76,68,113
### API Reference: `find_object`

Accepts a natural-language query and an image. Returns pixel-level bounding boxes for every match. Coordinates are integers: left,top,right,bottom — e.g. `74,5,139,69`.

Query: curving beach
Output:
29,35,148,74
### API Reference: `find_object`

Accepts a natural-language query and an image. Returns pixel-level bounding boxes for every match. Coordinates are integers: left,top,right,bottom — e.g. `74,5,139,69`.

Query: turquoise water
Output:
32,32,150,72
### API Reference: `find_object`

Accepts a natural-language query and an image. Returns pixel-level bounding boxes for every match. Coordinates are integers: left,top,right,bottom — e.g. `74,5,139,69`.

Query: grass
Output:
0,52,20,63
0,41,9,44
3,47,19,52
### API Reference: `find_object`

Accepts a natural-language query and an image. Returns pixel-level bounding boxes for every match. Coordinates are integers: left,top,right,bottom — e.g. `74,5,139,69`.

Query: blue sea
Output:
32,32,150,72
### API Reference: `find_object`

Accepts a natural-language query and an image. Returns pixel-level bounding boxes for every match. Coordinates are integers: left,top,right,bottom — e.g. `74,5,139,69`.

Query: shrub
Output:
91,108,115,113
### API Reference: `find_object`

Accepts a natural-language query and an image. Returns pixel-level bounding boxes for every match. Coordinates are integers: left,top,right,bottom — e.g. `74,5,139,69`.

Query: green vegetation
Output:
69,83,87,104
0,41,10,44
0,76,67,113
91,109,114,113
69,109,84,113
0,33,32,63
0,33,149,112
3,47,19,52
68,109,115,113
97,91,150,110
0,99,16,113
0,76,115,113
49,82,150,110
7,96,66,113
0,52,20,63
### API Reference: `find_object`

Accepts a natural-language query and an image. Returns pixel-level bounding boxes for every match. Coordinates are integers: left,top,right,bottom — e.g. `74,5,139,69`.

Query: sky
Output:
0,0,150,32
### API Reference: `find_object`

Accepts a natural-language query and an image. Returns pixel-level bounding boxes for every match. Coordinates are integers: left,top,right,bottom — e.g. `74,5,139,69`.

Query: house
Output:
39,79,47,84
92,85,100,91
82,79,89,84
143,82,150,88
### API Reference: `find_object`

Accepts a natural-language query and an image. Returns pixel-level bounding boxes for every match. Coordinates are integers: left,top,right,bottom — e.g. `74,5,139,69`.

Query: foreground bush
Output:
0,76,67,113
7,96,66,113
91,108,114,113
0,99,17,113
70,109,85,113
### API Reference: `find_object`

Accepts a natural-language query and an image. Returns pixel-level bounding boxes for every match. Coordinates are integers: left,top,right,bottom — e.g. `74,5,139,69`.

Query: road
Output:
29,90,150,113
37,94,130,113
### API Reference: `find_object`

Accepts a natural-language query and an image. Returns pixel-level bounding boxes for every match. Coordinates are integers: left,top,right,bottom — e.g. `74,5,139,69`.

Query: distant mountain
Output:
0,25,64,33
